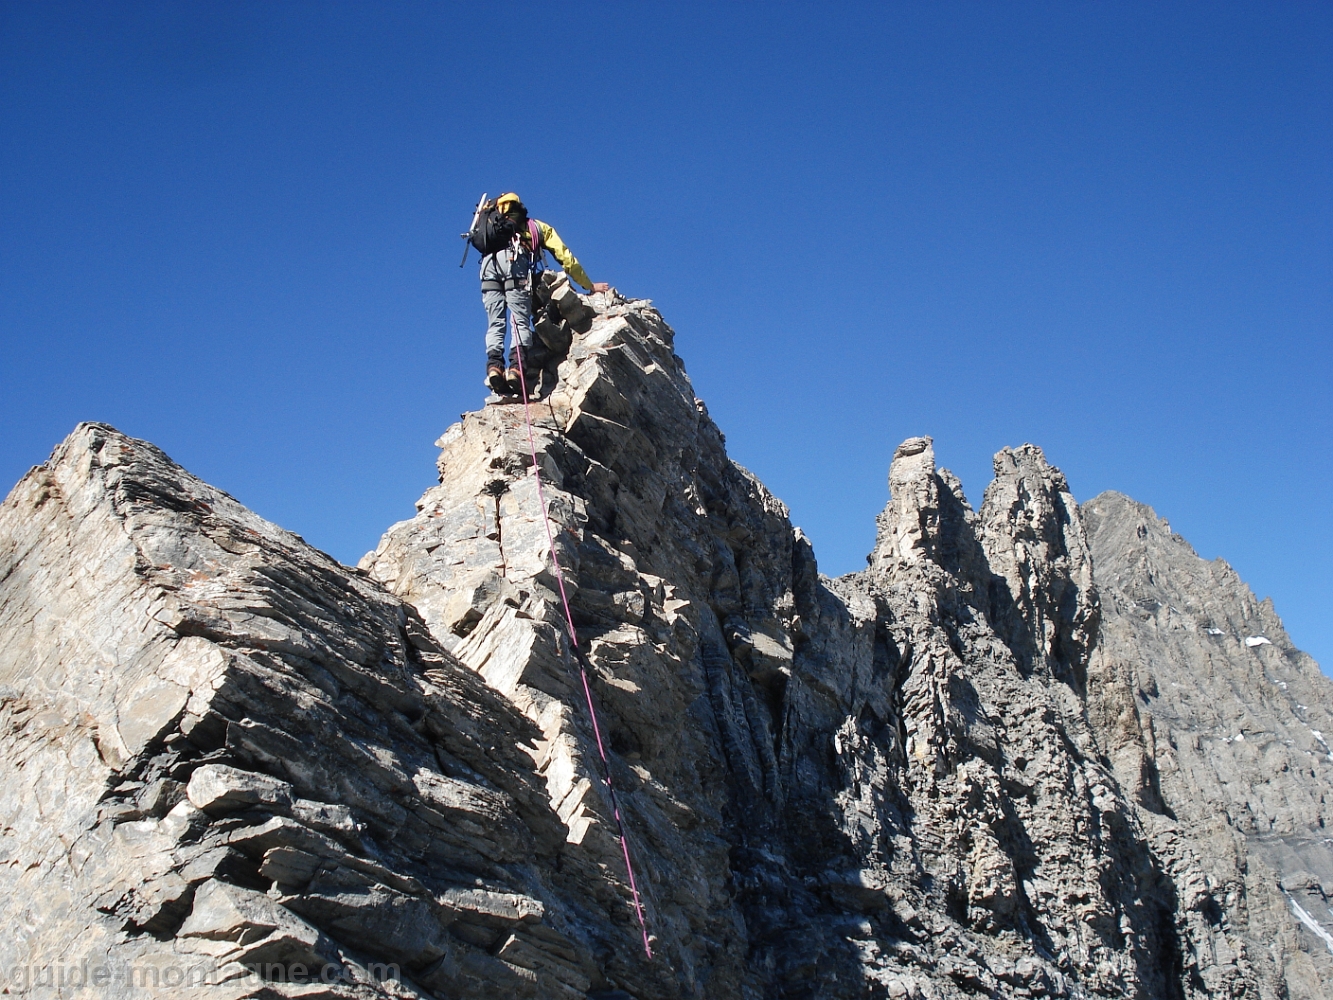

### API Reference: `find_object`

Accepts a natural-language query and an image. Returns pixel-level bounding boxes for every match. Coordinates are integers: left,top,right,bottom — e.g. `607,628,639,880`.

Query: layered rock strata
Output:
0,424,617,999
2,285,1330,999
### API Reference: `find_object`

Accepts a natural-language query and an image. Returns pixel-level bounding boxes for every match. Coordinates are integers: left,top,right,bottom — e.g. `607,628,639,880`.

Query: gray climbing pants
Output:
480,247,533,365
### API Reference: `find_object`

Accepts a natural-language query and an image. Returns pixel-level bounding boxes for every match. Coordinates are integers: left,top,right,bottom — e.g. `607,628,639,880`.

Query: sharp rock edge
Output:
2,288,1330,999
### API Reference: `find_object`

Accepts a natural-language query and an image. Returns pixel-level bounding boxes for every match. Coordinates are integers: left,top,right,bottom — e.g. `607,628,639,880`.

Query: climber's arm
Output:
537,221,595,291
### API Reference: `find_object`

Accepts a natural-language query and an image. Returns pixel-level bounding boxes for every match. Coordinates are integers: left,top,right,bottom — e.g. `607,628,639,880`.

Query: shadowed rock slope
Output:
1,287,1329,999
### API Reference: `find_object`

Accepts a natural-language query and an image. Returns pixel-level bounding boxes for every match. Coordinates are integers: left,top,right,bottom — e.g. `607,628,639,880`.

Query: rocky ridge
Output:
1,285,1329,998
1083,492,1333,997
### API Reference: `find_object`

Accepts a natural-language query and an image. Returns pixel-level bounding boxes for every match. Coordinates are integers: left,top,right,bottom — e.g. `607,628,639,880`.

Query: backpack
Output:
468,207,519,254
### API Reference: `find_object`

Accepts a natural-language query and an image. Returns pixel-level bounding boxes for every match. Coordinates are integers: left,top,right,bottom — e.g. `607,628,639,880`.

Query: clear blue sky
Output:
2,2,1329,670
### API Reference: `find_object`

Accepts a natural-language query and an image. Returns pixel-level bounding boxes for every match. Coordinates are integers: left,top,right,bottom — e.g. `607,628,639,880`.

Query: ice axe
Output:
459,192,488,267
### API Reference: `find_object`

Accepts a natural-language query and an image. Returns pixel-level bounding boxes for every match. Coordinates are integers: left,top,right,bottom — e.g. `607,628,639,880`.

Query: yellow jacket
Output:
534,220,592,291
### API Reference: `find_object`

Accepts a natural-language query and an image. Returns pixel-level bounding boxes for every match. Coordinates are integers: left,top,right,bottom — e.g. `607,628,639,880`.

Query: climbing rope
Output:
511,327,654,960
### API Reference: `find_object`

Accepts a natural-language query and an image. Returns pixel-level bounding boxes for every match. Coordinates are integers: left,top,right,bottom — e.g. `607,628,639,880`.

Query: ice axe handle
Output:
459,192,488,268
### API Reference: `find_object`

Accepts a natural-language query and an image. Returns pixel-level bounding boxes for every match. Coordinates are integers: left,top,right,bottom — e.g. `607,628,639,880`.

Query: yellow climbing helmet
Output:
496,192,522,210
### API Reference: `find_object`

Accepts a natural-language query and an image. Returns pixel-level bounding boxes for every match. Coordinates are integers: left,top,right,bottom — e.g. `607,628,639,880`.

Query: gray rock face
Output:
0,424,609,998
1083,491,1333,998
1,286,1327,998
847,437,1185,998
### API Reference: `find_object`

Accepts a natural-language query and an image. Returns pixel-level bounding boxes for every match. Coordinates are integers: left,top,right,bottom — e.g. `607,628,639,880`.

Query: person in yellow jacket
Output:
481,193,607,396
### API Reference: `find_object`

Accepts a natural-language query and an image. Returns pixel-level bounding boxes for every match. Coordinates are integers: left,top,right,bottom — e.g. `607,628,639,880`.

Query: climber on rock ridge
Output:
468,192,608,398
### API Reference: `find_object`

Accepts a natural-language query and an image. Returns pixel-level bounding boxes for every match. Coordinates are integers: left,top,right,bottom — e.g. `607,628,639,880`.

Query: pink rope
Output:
511,328,654,960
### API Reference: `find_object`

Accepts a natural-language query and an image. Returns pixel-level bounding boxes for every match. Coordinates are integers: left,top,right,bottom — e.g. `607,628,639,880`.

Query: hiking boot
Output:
505,368,530,397
487,364,512,396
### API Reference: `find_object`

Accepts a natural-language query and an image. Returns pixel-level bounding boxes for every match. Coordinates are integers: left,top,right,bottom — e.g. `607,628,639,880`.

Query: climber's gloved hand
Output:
590,282,610,293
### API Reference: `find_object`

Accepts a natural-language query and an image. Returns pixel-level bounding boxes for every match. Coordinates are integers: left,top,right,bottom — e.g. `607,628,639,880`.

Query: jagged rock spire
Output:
869,435,940,571
979,443,1099,690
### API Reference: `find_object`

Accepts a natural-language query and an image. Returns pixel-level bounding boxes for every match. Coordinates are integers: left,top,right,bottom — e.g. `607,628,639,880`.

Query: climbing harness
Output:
510,326,654,961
